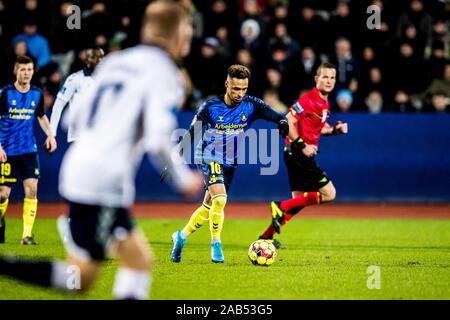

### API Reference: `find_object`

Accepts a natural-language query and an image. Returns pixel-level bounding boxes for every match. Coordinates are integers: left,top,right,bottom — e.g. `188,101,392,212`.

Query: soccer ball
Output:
248,240,277,266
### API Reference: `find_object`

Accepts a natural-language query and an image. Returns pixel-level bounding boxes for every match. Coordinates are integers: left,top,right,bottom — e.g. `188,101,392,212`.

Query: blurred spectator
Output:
394,90,415,113
49,1,80,77
216,25,233,61
364,91,384,113
263,88,288,114
180,0,204,39
267,2,289,37
399,24,425,58
238,0,270,17
330,38,360,94
409,63,450,111
204,0,236,38
359,67,393,109
430,92,449,113
267,22,301,62
361,0,392,54
12,19,51,68
290,5,325,53
396,0,433,49
187,37,228,100
359,46,381,82
335,89,354,112
22,0,48,34
6,41,37,84
263,67,291,105
299,46,321,89
235,48,259,94
390,42,427,97
425,41,449,82
427,18,450,59
0,23,10,87
239,18,264,60
83,1,114,51
328,2,358,45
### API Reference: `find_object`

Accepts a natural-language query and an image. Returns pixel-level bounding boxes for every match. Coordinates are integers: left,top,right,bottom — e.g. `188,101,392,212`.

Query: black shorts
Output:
0,152,40,186
197,161,236,192
284,145,330,192
66,201,135,261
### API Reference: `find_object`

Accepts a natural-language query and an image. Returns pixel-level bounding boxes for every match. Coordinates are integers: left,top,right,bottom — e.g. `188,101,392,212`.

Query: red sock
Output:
260,213,295,239
280,192,321,212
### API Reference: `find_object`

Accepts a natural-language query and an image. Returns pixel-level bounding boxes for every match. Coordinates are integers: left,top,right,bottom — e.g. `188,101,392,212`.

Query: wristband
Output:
293,137,306,149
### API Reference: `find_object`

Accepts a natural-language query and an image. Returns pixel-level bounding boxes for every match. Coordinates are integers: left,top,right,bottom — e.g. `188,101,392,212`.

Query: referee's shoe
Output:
271,201,286,234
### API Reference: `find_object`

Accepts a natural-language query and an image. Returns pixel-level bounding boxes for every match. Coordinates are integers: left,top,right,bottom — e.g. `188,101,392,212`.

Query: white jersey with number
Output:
59,45,195,208
50,68,95,142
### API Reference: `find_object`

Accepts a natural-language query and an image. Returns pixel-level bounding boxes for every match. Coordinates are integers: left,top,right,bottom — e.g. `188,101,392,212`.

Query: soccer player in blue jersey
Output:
0,56,57,245
169,64,289,263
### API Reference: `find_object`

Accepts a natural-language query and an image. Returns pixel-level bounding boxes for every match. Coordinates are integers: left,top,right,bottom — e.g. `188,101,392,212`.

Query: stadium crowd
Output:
0,0,448,113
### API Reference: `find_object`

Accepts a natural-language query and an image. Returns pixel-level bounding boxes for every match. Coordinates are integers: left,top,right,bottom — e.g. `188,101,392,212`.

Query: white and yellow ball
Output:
248,240,277,266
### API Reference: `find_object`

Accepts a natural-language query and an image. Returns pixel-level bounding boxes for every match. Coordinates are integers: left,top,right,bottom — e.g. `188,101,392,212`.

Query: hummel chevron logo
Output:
195,223,201,228
212,223,219,230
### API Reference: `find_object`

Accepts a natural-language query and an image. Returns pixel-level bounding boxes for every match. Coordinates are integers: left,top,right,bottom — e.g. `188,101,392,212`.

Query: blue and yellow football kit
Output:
180,94,286,191
172,94,287,259
0,84,44,185
0,84,45,242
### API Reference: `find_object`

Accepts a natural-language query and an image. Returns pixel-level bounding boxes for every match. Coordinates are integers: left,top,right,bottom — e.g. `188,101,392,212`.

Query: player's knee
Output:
130,249,153,271
320,186,336,203
211,194,227,211
0,192,9,203
24,185,38,199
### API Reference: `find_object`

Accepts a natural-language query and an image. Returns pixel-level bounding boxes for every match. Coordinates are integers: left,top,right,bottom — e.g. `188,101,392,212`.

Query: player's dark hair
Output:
14,56,34,70
227,64,251,80
316,62,336,76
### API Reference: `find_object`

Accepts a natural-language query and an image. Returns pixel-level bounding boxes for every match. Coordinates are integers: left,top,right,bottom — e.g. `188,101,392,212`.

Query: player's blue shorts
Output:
197,161,236,192
0,152,40,186
66,201,135,261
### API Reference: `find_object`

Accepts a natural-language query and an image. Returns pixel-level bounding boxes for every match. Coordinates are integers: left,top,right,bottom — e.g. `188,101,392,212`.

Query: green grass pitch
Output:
0,217,449,300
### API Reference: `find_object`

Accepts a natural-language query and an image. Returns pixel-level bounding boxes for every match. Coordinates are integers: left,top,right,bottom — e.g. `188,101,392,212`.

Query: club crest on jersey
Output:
218,116,224,122
12,100,16,106
241,114,247,122
31,100,35,107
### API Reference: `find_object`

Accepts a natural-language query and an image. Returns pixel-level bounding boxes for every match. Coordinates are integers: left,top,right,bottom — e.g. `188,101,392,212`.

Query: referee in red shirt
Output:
259,62,348,249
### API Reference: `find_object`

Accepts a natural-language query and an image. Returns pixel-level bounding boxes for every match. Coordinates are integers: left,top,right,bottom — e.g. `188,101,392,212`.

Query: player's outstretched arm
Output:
252,97,289,138
321,121,348,136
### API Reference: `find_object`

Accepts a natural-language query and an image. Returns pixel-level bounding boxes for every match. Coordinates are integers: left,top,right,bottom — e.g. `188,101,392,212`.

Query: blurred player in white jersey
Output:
0,1,202,300
50,48,105,143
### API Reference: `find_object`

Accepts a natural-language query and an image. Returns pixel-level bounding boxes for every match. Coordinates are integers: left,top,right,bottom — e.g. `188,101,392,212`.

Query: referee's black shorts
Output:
284,145,330,192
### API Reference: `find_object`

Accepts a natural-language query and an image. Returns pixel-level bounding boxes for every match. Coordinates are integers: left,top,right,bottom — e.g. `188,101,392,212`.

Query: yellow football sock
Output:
209,194,227,241
182,203,211,236
22,198,37,238
0,199,8,227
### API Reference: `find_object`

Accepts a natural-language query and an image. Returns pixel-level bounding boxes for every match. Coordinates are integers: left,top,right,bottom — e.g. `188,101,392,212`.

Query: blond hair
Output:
142,1,189,41
316,62,336,76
